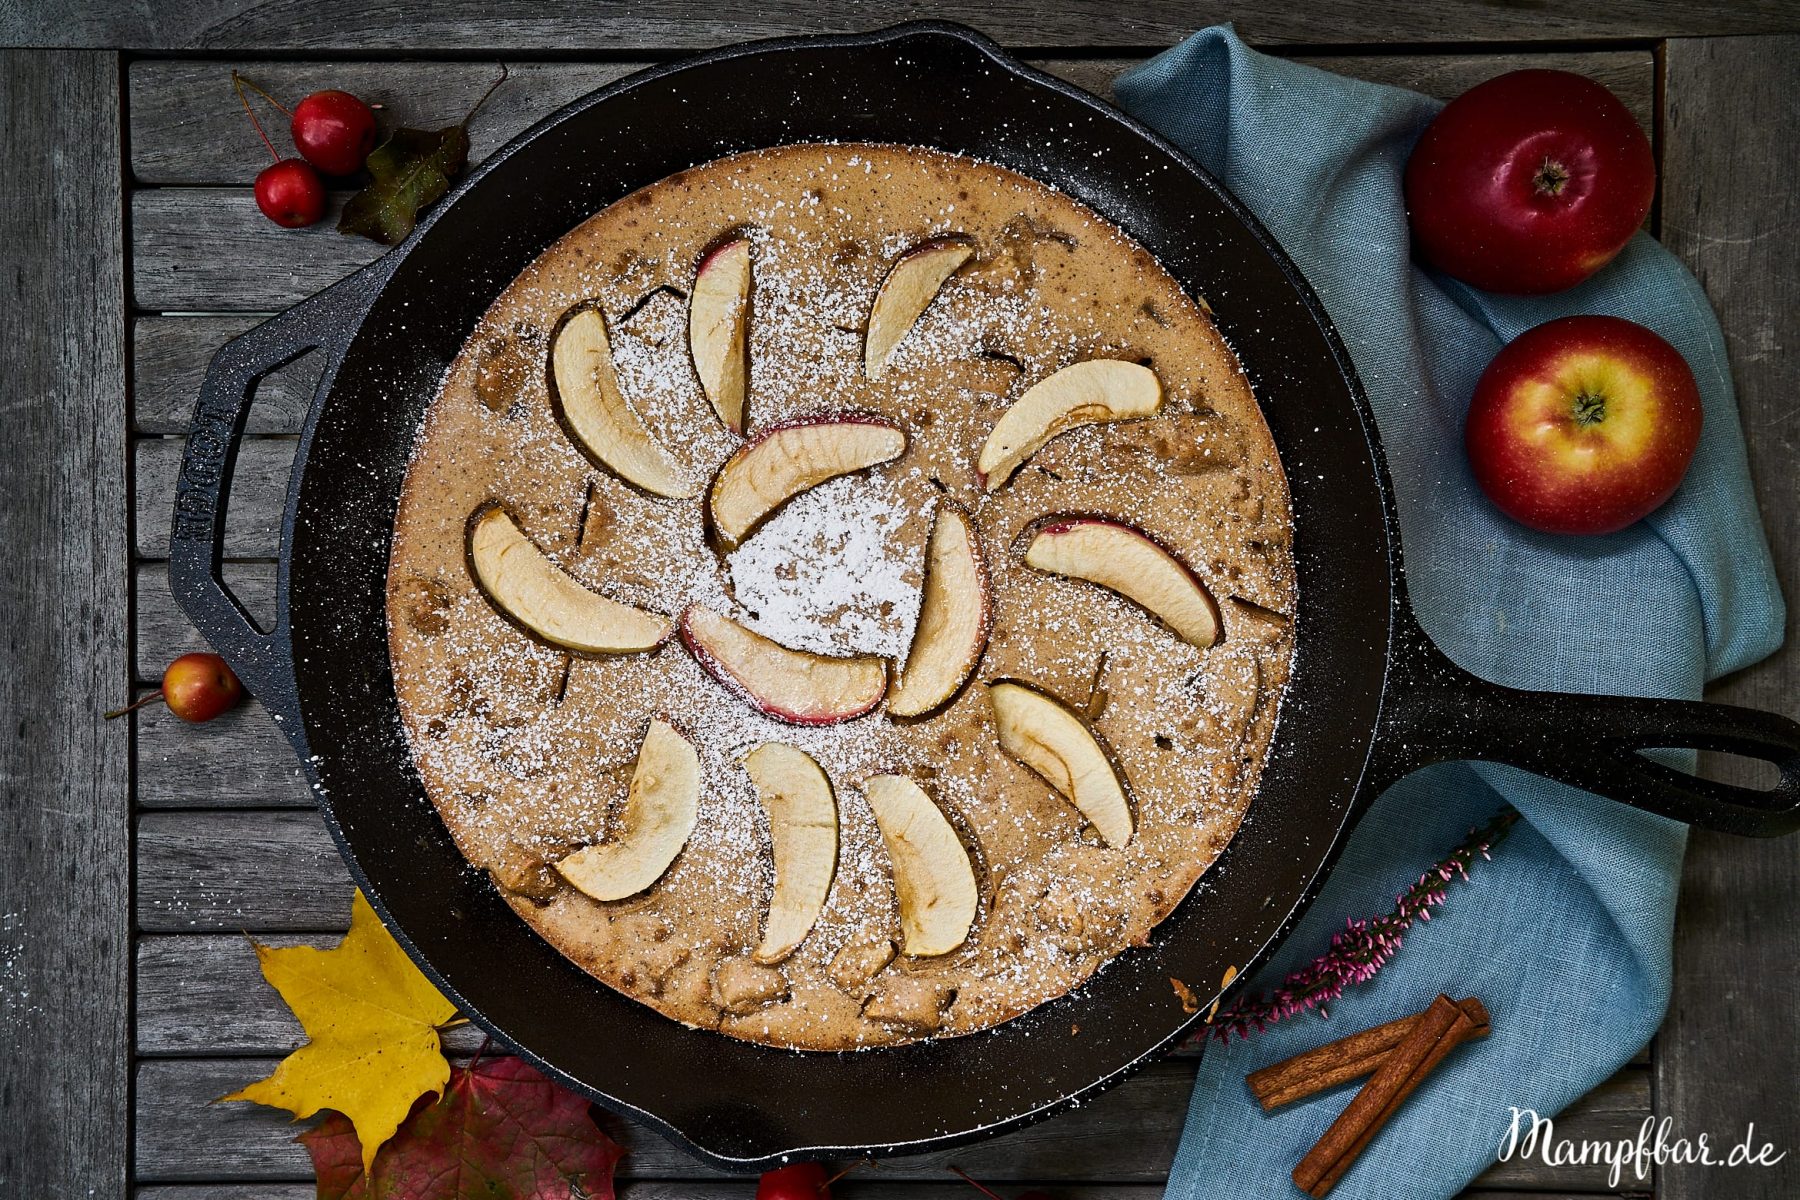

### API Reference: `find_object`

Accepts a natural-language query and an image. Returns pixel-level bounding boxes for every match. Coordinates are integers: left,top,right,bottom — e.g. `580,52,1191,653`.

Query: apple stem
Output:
1572,391,1607,425
103,689,165,720
231,71,284,164
231,71,291,117
462,62,510,126
948,1166,1007,1200
1533,156,1571,197
819,1160,871,1190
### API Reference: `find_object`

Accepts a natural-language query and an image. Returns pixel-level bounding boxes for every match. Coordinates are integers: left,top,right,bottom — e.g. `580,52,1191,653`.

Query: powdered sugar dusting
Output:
384,142,1298,1050
727,474,923,657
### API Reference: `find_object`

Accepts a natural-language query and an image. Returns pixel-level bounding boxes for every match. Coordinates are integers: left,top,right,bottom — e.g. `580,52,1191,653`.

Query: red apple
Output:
756,1162,830,1200
1405,70,1654,294
1465,315,1702,536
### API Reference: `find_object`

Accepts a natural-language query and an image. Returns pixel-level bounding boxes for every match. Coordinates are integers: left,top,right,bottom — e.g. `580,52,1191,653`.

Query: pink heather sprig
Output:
1207,804,1521,1043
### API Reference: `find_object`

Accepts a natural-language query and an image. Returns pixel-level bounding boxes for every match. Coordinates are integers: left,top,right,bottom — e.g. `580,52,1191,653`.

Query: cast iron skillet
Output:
170,21,1800,1171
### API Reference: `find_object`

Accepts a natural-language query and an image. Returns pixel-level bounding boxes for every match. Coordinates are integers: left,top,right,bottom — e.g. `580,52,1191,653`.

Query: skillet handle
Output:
168,273,374,729
1372,607,1800,837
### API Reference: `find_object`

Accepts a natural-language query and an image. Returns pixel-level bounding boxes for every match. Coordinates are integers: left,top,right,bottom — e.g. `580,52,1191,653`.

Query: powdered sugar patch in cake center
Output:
725,473,925,658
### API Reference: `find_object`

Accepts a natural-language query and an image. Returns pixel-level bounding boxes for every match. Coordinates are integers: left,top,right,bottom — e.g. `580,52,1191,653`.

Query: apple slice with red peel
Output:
679,605,887,724
864,237,974,381
1024,517,1221,648
467,505,671,654
744,743,838,964
889,506,989,717
861,775,979,957
976,359,1163,490
556,719,699,901
688,237,752,433
987,681,1133,848
707,416,907,549
551,306,695,499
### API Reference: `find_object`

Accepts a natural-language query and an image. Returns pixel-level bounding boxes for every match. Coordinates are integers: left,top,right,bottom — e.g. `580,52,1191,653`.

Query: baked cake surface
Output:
386,142,1296,1049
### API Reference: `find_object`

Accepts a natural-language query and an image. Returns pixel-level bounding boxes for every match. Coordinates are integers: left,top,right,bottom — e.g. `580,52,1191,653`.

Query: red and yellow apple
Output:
1464,315,1702,536
1404,70,1654,294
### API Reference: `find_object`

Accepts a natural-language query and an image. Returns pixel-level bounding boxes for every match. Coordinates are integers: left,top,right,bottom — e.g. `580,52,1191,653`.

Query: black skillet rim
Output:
271,20,1406,1171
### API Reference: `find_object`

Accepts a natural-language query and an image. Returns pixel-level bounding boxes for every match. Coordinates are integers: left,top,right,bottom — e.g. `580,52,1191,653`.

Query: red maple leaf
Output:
299,1055,622,1199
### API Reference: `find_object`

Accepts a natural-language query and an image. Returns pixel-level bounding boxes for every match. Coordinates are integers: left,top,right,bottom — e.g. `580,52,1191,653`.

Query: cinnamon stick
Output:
1291,995,1490,1197
1248,998,1490,1111
1248,1013,1418,1111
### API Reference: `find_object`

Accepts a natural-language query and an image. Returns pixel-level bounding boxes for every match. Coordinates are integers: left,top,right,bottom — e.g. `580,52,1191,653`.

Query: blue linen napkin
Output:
1114,28,1785,1200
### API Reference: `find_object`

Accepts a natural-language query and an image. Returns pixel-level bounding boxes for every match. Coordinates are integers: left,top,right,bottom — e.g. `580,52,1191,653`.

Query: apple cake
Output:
386,142,1296,1050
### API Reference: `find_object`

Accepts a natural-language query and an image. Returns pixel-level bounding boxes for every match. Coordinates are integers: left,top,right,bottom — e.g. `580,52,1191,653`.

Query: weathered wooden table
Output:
3,4,1795,1198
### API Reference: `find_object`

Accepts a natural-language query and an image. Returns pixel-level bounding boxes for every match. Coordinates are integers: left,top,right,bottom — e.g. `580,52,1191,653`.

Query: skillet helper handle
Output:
167,278,367,724
1374,608,1800,837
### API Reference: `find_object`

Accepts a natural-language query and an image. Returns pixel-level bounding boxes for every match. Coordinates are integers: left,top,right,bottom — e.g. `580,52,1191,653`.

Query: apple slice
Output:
861,775,979,957
707,416,907,549
744,743,838,964
889,506,989,717
864,237,974,381
467,505,670,654
551,306,695,499
987,681,1133,848
1024,517,1221,648
976,359,1163,490
679,605,886,724
556,719,699,901
688,237,752,433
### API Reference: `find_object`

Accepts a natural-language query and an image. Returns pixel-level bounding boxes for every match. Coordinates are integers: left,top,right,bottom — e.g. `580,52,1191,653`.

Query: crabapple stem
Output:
231,70,291,116
231,71,283,163
463,62,510,124
103,689,164,720
948,1166,1007,1200
819,1161,871,1189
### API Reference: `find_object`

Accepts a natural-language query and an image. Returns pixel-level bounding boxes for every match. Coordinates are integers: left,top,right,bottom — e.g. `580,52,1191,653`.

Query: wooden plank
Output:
131,189,376,313
138,811,350,932
132,1052,1649,1187
4,0,1794,52
134,436,292,560
128,53,1653,187
129,60,644,188
137,693,313,809
126,51,1654,313
137,934,490,1058
0,48,130,1200
1660,34,1800,1200
134,317,311,435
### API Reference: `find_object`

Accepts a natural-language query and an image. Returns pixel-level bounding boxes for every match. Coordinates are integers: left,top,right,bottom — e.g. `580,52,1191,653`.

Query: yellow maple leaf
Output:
221,889,459,1173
